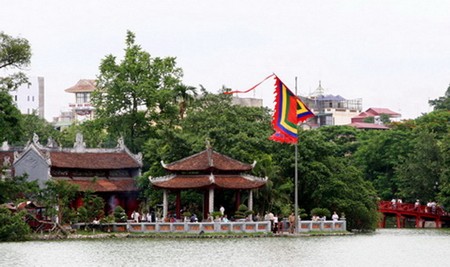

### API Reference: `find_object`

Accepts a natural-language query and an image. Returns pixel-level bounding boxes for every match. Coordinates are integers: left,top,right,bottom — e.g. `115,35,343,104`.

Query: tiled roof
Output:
348,122,389,130
365,108,401,117
54,177,137,192
64,79,96,93
151,174,266,190
163,148,253,172
50,151,141,169
0,151,14,163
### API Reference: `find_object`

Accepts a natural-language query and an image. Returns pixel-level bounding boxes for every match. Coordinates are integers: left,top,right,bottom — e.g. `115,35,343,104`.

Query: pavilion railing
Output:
72,220,346,233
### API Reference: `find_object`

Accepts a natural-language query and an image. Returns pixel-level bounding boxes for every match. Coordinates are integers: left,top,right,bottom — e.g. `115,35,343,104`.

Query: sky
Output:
1,0,449,121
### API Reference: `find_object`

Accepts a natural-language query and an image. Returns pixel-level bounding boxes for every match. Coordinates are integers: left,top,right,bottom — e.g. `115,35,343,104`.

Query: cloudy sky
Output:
1,0,449,120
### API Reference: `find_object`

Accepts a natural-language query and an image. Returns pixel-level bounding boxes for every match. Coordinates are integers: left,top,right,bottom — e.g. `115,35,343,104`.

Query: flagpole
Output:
294,76,299,233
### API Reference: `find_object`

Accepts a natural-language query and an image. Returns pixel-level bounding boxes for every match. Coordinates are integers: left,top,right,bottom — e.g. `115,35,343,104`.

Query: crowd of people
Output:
127,206,342,235
391,198,444,214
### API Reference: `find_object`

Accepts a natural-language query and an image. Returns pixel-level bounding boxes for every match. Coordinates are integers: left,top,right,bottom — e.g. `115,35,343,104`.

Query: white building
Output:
301,81,362,127
9,76,45,118
64,79,96,122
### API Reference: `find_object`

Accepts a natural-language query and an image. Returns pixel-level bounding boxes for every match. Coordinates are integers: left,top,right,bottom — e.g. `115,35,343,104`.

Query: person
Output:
278,218,283,234
288,212,296,234
133,210,140,223
92,218,100,225
273,214,279,233
332,211,339,221
222,214,229,222
146,212,152,222
190,213,198,223
220,205,225,215
268,211,275,231
391,198,397,209
414,200,420,211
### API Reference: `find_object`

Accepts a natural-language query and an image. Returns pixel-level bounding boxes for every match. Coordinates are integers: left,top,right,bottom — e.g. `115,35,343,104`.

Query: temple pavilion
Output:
149,146,268,220
1,133,142,217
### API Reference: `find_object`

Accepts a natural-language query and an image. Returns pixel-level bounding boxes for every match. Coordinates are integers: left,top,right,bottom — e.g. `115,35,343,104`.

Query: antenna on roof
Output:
205,139,212,149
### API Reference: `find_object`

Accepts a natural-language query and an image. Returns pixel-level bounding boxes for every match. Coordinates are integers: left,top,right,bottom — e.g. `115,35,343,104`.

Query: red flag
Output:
269,76,314,144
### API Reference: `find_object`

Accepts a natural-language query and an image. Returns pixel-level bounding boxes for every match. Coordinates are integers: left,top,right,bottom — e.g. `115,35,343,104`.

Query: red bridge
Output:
378,201,450,228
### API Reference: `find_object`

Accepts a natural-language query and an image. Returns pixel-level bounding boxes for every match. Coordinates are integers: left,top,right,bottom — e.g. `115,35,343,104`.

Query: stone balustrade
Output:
298,220,346,232
73,220,346,233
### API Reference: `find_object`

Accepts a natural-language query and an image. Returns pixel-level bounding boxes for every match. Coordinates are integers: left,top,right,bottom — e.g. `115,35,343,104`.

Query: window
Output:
32,96,35,102
76,92,91,104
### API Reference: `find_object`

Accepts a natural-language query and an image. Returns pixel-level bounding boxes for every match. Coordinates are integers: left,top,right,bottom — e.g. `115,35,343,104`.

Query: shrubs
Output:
114,206,127,222
310,208,331,219
0,207,30,241
234,204,253,220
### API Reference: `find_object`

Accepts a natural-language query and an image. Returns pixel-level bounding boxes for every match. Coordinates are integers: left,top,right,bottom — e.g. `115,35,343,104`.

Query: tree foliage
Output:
0,32,32,91
38,180,79,224
0,208,30,241
0,90,23,143
0,174,39,204
18,113,61,146
428,84,450,111
92,30,183,152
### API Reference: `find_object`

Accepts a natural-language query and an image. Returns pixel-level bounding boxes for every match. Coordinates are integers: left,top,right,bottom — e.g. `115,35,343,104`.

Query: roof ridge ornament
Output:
32,133,44,149
1,141,9,151
206,139,213,167
74,132,86,152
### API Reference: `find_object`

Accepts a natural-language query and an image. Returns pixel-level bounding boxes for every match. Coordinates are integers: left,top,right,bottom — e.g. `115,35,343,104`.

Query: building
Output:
150,145,267,220
64,79,96,122
2,133,143,216
9,76,45,118
232,96,263,107
348,107,401,130
301,81,362,127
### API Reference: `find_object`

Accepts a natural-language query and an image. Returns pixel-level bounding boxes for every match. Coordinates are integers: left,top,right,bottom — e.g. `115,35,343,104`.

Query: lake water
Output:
1,229,449,267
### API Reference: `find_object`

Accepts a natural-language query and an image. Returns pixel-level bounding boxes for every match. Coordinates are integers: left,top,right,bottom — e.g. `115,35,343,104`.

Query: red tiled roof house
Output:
9,133,142,216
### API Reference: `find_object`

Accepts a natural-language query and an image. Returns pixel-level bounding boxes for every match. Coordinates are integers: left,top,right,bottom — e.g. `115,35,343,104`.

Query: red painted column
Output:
436,218,441,228
416,216,425,228
380,214,386,228
235,190,241,211
176,191,181,219
396,214,402,228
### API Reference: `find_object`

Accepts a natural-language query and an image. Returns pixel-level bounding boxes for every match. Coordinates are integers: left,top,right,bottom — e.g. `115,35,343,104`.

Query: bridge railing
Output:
378,201,448,216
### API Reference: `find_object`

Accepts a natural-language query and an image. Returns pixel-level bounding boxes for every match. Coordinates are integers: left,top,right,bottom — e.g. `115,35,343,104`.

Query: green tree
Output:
0,207,30,241
353,130,414,200
58,120,113,148
0,90,23,143
0,174,39,204
92,30,183,152
81,190,105,222
296,128,379,230
0,32,32,91
428,84,450,111
173,83,197,119
396,131,442,202
18,113,61,146
38,180,79,224
437,133,450,209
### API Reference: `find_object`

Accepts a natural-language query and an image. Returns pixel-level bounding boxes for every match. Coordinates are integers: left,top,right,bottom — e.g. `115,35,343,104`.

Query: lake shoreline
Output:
27,230,352,241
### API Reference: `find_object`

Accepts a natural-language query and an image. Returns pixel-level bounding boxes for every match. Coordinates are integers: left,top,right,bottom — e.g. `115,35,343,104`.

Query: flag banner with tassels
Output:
224,74,314,144
269,76,314,144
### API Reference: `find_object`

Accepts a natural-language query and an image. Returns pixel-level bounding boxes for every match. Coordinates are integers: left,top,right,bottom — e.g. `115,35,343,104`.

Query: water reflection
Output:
1,229,449,267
